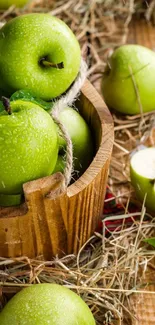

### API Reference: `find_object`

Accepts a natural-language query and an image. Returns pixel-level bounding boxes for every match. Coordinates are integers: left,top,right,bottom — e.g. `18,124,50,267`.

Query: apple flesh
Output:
0,99,58,202
0,284,96,325
55,106,94,177
0,13,81,100
101,45,155,115
0,0,29,9
130,147,155,211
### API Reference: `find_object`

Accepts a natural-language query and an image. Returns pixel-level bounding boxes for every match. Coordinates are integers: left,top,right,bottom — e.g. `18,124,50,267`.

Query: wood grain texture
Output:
67,79,114,253
127,19,155,325
128,19,155,50
0,80,114,259
127,265,155,325
0,173,67,258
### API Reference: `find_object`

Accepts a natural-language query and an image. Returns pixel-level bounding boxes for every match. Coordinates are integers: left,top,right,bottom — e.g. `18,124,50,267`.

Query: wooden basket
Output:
0,79,114,259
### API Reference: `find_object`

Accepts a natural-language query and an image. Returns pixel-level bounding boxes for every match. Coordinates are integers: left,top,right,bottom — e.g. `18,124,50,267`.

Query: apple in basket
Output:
101,44,155,115
130,147,155,211
9,90,95,180
0,283,96,325
53,106,94,177
0,0,29,9
0,98,58,207
0,13,81,100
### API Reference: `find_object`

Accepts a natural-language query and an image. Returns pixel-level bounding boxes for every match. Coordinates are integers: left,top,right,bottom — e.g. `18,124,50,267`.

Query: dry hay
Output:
0,0,155,324
0,209,155,324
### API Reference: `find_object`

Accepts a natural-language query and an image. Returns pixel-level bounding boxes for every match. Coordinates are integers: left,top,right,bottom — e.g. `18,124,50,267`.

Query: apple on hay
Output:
130,147,155,211
0,98,58,206
0,0,29,9
0,283,96,325
101,44,155,115
0,13,81,100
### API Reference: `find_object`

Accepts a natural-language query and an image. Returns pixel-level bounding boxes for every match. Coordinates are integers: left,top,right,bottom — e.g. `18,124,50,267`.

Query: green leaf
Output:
143,237,155,247
10,89,54,111
10,89,35,102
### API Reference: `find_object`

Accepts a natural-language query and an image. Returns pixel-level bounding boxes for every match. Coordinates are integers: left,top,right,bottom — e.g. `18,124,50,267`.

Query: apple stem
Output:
2,96,12,115
40,58,64,69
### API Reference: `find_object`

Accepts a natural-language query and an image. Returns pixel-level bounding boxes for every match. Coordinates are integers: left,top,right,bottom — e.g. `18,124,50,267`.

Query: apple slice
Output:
130,147,155,211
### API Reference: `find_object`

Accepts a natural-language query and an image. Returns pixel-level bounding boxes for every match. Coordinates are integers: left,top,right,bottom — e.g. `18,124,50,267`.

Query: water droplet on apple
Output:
1,181,5,188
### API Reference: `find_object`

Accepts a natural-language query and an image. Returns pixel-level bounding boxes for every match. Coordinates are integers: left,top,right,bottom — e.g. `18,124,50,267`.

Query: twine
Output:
51,58,87,186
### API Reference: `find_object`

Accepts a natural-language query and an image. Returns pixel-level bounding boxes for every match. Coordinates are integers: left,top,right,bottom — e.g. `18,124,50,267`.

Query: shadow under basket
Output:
0,80,114,259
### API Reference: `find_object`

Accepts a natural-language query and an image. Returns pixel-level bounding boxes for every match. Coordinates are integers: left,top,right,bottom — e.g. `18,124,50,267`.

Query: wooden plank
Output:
127,19,155,325
128,19,155,49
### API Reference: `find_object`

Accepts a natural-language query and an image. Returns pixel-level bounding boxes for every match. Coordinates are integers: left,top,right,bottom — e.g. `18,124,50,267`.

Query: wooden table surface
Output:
127,19,155,325
128,19,155,49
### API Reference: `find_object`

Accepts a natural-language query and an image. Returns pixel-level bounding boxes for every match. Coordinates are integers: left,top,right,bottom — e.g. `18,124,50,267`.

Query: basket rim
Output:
67,79,114,197
0,79,114,213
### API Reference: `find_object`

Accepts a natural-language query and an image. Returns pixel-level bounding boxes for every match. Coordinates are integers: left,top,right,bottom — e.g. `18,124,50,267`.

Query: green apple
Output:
0,283,96,325
0,193,22,207
55,107,94,177
0,0,29,9
5,89,94,179
0,99,58,205
101,45,155,115
53,154,66,174
130,147,155,211
0,13,81,100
